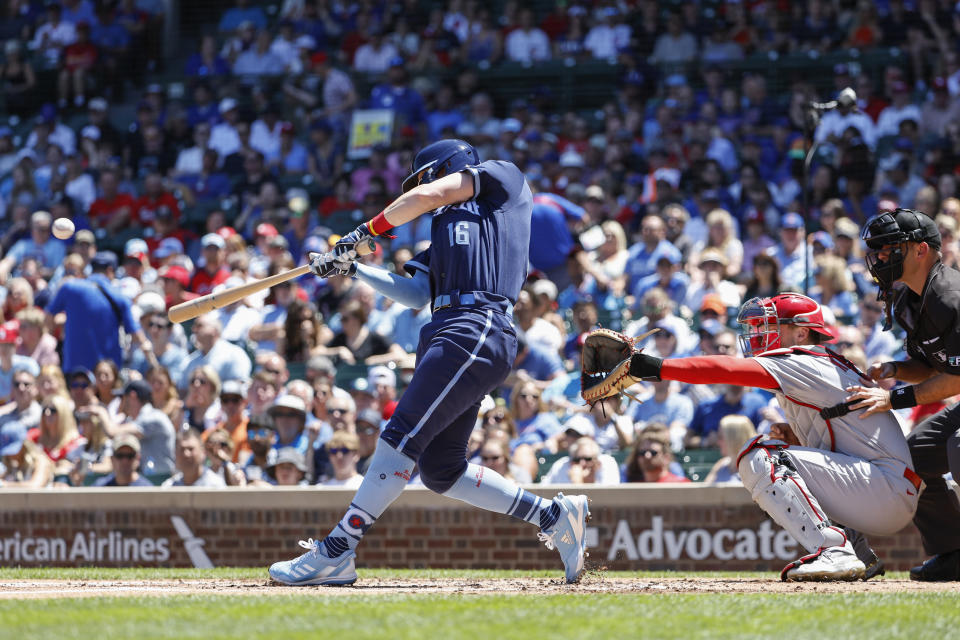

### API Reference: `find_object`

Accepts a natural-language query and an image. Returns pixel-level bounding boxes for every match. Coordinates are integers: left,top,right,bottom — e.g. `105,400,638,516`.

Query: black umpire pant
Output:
908,402,960,555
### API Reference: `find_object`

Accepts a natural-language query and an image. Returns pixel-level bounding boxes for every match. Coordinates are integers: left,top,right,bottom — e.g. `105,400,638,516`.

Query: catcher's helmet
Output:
861,208,940,288
737,293,833,356
401,139,479,193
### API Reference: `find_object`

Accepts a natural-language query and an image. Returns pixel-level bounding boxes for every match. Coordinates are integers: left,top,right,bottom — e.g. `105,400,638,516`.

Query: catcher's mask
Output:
862,208,940,329
736,294,833,356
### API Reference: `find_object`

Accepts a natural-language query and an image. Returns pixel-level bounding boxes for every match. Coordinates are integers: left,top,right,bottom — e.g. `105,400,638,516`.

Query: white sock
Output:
320,443,414,557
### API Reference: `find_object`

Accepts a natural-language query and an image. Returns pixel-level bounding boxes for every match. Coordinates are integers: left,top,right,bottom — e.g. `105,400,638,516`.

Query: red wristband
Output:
366,212,396,238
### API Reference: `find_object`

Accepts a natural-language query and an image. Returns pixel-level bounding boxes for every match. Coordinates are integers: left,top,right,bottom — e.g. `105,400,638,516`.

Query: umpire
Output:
847,208,960,581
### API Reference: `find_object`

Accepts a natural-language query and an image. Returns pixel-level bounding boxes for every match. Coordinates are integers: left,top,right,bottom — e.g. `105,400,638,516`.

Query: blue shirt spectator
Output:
514,340,564,382
369,80,427,128
512,412,563,450
45,260,140,372
529,193,585,273
688,386,766,444
218,2,267,32
625,238,681,290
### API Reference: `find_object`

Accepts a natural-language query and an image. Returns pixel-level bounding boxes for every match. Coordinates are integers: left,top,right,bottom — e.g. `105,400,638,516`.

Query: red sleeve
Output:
660,356,779,390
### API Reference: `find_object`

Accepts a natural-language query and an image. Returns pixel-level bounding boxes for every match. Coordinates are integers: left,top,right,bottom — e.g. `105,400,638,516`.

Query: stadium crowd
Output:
2,0,960,488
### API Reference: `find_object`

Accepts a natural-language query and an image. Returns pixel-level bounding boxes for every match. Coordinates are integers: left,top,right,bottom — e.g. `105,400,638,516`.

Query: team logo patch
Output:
340,507,374,537
934,350,947,363
949,356,960,367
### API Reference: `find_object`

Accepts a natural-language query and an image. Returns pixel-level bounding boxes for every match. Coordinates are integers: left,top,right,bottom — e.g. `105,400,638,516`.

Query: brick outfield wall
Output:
0,486,927,572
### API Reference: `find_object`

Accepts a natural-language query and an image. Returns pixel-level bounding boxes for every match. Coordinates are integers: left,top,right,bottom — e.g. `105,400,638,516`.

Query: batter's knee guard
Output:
417,455,468,494
737,436,845,553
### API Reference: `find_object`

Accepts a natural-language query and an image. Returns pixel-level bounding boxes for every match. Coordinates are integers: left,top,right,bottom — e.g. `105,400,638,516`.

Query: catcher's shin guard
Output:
737,437,845,553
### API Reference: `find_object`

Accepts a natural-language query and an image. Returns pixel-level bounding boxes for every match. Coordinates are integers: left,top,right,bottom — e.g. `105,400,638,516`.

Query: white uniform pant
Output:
782,446,919,537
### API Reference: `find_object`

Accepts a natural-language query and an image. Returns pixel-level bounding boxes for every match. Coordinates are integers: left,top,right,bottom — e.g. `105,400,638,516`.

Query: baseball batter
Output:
269,139,589,586
597,294,920,581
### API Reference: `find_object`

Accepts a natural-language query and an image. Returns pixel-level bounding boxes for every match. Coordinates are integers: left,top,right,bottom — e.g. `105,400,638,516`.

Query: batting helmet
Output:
401,139,479,193
736,293,833,356
861,208,940,288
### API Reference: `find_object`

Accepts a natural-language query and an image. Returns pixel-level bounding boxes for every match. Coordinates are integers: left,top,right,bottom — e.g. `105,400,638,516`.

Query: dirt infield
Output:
1,575,957,599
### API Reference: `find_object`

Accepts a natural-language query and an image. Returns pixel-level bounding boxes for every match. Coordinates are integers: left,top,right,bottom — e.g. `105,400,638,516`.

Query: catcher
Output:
582,293,920,581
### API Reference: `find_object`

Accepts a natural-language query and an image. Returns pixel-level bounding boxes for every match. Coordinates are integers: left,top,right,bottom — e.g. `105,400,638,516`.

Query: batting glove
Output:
309,252,355,278
333,223,373,264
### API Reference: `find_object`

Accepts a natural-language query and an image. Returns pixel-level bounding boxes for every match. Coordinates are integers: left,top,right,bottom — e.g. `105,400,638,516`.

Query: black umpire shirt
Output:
893,261,960,373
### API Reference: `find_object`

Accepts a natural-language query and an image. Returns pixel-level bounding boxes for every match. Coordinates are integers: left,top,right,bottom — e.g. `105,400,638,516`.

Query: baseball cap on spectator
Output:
88,97,108,111
350,377,373,395
530,279,558,302
116,379,152,402
501,118,523,133
217,226,238,239
137,291,166,316
256,223,279,238
112,433,141,455
158,264,190,288
311,51,328,66
563,414,595,439
700,294,727,317
653,320,677,337
388,55,405,68
125,238,149,261
201,233,226,249
303,235,326,256
744,207,765,225
781,212,805,229
74,229,95,245
665,73,687,87
219,98,238,114
213,276,245,295
356,408,382,430
585,185,605,201
117,277,141,300
656,251,679,267
280,121,296,136
701,189,722,204
295,34,316,50
811,231,835,250
367,365,396,390
0,321,18,344
933,76,948,92
91,251,118,271
221,379,248,398
68,366,95,386
698,248,728,268
0,421,26,456
306,355,335,379
269,395,307,417
146,83,163,95
834,218,860,239
879,153,908,172
878,198,898,213
0,126,11,139
653,168,681,188
559,150,585,168
268,235,289,249
833,63,850,76
154,237,184,259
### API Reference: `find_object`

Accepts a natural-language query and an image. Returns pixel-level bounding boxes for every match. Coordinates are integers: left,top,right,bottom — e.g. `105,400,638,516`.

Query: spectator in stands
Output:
650,10,697,68
45,252,148,372
130,306,187,382
687,384,766,449
685,249,741,311
543,434,620,485
212,379,250,462
114,378,175,476
14,307,57,367
87,168,135,233
268,394,309,457
182,313,252,387
478,436,531,484
369,57,427,133
219,0,266,33
30,3,77,66
268,447,308,486
704,415,758,484
204,428,245,486
625,214,680,289
58,21,96,109
1,439,53,487
241,412,274,483
319,299,396,366
320,431,363,488
190,234,230,296
510,381,561,450
30,394,82,476
0,369,41,443
92,359,121,413
505,8,549,64
145,365,182,430
353,26,399,74
0,211,66,284
810,254,858,321
92,434,153,487
68,404,114,485
162,426,226,487
0,40,36,117
766,212,812,290
183,365,221,432
621,426,686,483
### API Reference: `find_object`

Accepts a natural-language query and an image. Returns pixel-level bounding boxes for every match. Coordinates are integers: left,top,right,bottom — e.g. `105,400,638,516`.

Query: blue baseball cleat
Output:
268,538,358,586
537,493,591,583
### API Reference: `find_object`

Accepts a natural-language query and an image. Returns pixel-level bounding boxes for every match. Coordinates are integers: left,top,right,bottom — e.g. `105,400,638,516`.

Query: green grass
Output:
0,569,949,640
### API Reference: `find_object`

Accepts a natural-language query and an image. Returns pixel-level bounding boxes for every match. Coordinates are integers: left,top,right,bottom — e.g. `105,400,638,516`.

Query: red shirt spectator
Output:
63,39,97,72
190,233,230,295
158,264,198,309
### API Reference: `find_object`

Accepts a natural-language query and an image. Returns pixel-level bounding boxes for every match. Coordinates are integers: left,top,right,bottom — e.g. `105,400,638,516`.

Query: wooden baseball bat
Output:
168,239,376,324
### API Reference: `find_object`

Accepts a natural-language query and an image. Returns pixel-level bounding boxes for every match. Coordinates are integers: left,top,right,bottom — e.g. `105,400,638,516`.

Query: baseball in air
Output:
52,217,75,240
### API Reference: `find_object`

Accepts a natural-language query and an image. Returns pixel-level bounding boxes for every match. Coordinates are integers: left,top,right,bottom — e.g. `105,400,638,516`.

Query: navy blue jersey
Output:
412,160,531,304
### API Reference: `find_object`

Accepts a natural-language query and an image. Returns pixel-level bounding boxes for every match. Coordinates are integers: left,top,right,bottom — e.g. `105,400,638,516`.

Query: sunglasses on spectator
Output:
148,321,170,330
113,451,136,460
14,380,33,389
485,414,505,423
716,343,735,352
518,393,539,400
836,341,855,349
638,448,661,457
263,368,282,376
191,378,209,387
273,410,301,419
221,395,243,404
572,456,596,464
328,447,356,456
481,455,503,462
358,426,379,435
328,407,349,415
247,428,273,441
42,406,57,416
69,380,90,389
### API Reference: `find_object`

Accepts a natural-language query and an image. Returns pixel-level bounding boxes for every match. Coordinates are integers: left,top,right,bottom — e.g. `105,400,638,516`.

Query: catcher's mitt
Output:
581,328,655,405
